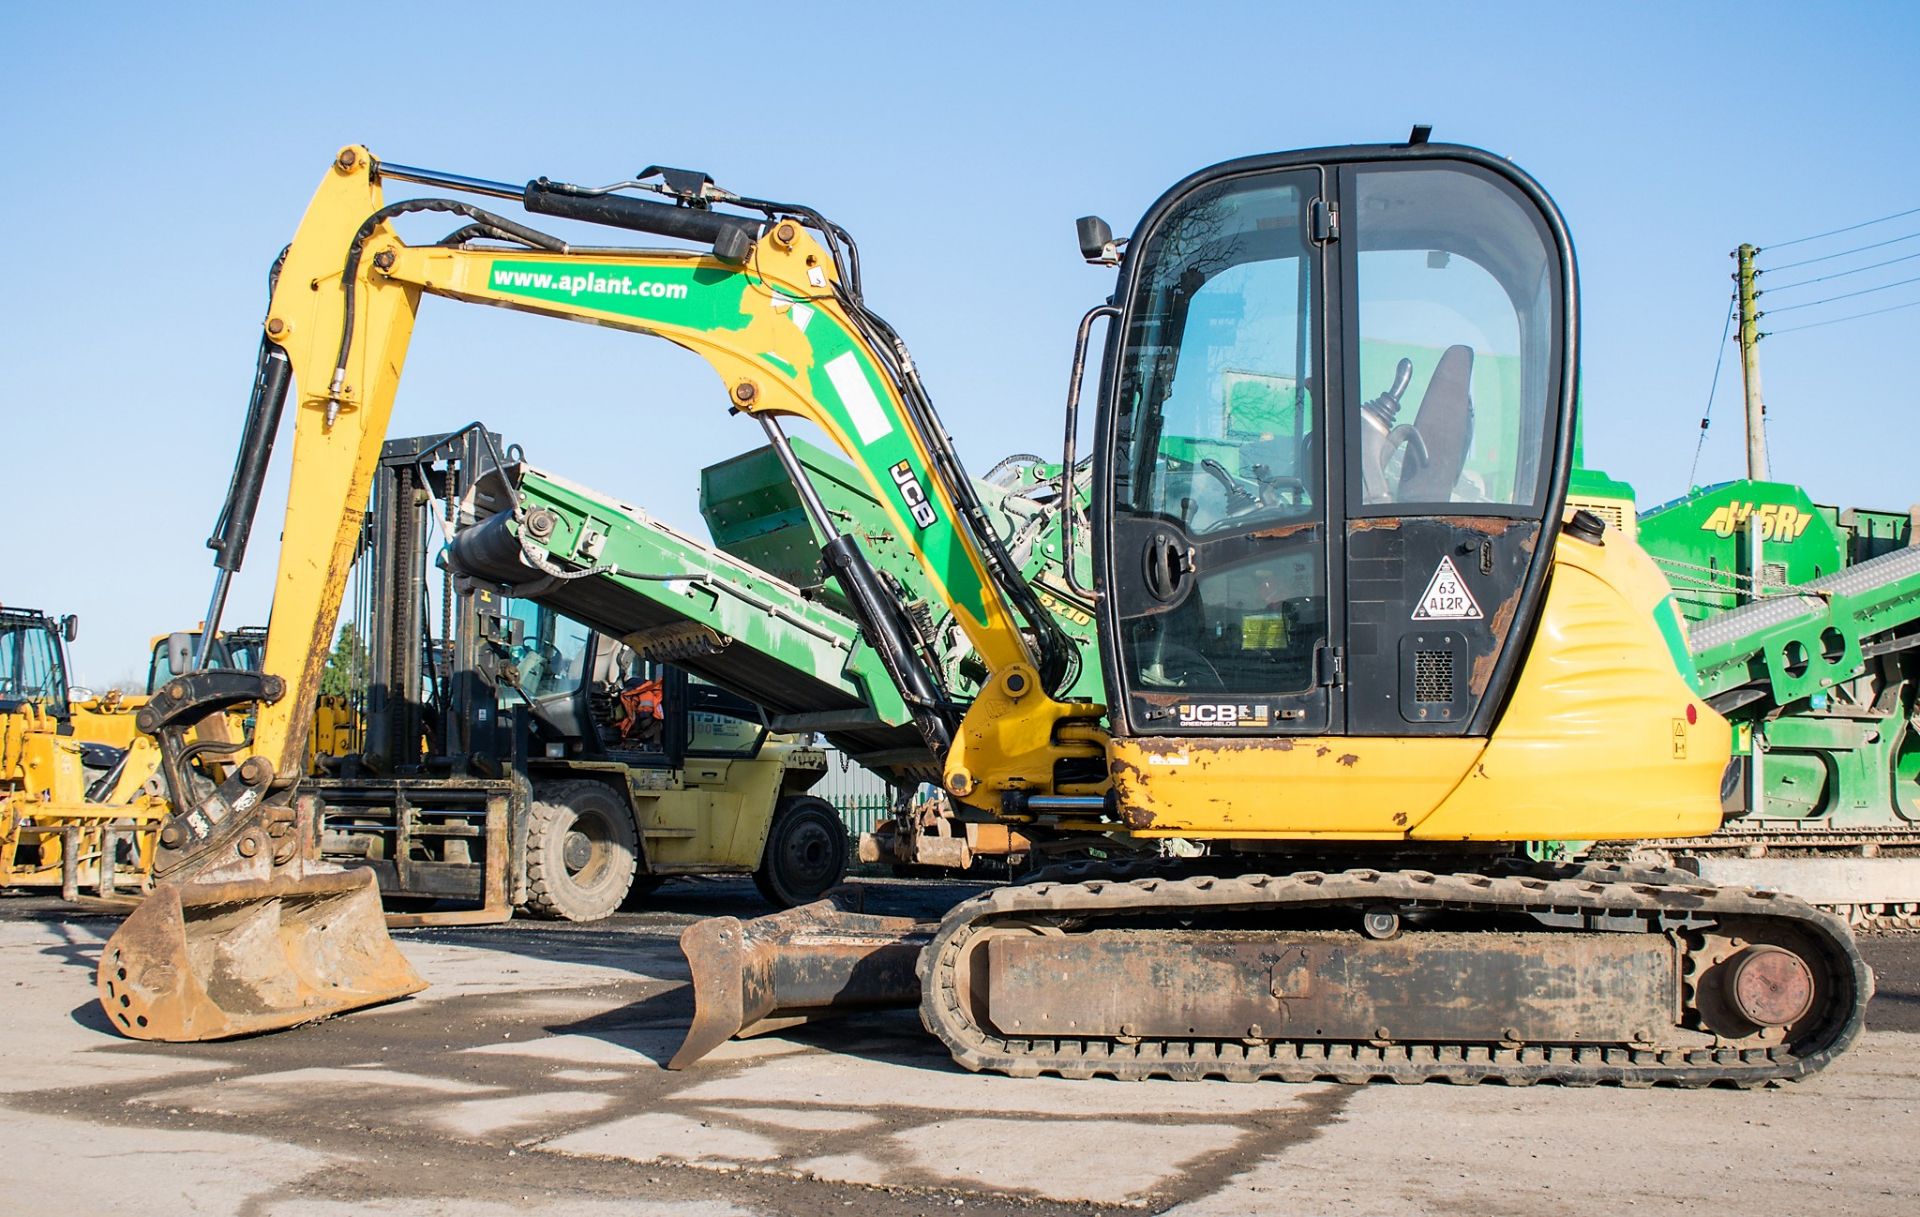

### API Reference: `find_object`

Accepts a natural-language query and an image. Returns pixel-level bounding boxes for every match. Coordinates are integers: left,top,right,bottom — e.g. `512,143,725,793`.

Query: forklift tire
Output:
525,779,639,922
753,795,849,908
619,875,666,910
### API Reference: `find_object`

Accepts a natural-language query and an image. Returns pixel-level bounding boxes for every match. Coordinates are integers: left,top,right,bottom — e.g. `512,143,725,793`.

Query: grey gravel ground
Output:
3,880,1915,1216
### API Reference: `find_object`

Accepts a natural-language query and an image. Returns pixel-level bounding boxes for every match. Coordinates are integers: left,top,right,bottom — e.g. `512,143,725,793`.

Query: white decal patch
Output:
1413,555,1482,620
825,351,893,444
786,301,815,332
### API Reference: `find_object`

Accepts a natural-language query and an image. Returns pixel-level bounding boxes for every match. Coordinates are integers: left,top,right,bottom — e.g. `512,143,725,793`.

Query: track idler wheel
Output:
1725,944,1818,1029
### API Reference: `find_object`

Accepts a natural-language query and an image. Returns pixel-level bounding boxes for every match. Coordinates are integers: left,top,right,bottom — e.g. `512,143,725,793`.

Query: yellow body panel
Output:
68,695,147,750
1109,530,1729,842
1109,732,1485,837
1415,529,1725,840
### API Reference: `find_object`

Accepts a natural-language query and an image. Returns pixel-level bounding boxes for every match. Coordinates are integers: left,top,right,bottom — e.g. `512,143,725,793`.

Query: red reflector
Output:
1685,704,1698,725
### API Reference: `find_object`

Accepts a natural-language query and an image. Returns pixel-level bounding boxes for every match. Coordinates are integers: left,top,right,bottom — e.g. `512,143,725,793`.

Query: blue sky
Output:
3,1,1916,685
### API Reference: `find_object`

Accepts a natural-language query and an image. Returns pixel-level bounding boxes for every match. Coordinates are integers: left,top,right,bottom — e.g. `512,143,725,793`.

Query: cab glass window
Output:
685,675,763,757
1,623,67,704
1116,178,1319,535
1350,166,1559,512
500,601,593,702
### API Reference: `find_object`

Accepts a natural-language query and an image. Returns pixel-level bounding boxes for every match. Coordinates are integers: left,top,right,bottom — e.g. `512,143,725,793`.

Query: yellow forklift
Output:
1,605,164,895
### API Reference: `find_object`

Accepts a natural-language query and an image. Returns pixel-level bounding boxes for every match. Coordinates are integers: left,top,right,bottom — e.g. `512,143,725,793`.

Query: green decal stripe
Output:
1653,597,1705,695
487,259,994,623
484,260,751,330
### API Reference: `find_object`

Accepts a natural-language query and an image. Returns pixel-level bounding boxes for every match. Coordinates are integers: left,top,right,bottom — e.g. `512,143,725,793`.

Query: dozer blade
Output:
670,889,933,1069
96,867,425,1041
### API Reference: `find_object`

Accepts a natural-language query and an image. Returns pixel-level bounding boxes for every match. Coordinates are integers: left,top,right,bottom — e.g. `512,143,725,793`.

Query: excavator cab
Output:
1098,149,1565,754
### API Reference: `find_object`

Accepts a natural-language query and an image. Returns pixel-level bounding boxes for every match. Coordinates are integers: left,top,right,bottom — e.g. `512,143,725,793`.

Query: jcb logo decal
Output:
1700,502,1813,541
1176,703,1271,728
891,461,938,529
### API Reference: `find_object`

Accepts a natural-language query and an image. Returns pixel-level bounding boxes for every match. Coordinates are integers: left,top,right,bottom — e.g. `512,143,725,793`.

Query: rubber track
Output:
917,864,1873,1086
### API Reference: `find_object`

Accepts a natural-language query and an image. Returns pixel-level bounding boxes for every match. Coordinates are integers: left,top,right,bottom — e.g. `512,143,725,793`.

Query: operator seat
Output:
1397,344,1475,502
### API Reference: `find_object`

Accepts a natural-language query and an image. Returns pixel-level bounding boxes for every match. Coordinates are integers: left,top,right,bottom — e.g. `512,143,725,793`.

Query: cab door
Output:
1335,160,1568,736
1098,166,1340,737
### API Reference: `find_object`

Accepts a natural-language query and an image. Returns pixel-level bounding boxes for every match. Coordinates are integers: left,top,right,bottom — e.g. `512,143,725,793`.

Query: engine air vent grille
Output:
1413,650,1454,703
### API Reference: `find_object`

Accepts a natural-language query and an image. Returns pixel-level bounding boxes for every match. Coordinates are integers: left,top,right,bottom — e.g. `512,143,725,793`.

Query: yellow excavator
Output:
97,137,1870,1084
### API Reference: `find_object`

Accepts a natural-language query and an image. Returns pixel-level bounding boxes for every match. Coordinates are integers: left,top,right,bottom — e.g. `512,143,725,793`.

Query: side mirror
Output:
61,614,78,643
1076,216,1121,266
167,631,195,676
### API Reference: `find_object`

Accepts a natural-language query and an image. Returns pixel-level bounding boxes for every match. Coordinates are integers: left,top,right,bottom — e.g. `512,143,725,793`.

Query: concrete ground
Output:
3,879,1916,1217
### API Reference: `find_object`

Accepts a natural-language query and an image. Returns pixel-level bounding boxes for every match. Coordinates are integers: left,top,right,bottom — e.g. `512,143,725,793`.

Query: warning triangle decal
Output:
1412,555,1482,620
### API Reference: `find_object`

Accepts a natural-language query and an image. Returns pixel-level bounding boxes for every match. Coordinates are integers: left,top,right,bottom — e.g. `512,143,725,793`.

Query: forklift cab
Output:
146,626,268,695
0,607,73,714
485,598,769,769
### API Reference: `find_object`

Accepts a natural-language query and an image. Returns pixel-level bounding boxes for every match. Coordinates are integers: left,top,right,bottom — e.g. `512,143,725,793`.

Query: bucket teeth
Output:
96,868,424,1041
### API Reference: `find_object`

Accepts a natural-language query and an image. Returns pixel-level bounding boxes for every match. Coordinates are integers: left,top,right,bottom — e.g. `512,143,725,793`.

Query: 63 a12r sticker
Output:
1412,555,1482,620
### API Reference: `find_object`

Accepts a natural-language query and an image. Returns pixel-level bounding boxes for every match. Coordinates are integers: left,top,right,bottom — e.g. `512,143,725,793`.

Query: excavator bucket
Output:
96,868,424,1041
669,889,932,1069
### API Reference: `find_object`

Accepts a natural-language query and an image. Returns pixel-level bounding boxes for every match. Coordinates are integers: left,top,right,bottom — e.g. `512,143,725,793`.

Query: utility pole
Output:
1735,243,1770,480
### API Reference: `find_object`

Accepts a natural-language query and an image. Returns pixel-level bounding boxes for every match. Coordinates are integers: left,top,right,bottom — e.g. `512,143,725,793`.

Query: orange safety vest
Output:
619,677,665,739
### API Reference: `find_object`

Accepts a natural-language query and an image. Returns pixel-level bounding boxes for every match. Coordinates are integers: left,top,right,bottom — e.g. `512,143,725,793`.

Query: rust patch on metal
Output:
1127,736,1295,755
1392,811,1408,826
1471,585,1525,691
1132,692,1186,707
1346,515,1526,536
1347,516,1401,534
1337,753,1359,767
1106,755,1156,828
1249,521,1320,541
1455,516,1524,535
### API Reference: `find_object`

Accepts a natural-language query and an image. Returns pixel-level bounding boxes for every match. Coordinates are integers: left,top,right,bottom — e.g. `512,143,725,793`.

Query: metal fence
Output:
813,751,895,842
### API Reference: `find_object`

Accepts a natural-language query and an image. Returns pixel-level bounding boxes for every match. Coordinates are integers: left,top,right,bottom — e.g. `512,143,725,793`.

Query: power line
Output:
1763,204,1920,251
1687,297,1736,487
1764,296,1920,335
1763,229,1920,273
1764,273,1920,314
1760,248,1920,293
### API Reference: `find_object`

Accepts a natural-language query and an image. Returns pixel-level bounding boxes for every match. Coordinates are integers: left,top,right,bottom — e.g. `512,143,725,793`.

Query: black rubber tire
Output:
524,779,639,922
619,875,667,911
753,795,849,908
